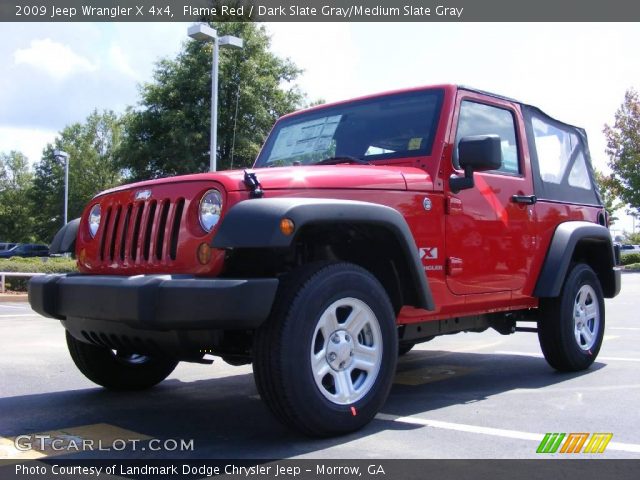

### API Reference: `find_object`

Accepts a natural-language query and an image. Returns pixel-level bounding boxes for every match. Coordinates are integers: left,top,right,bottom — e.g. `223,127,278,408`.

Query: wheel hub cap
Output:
573,284,600,351
326,330,354,371
310,297,383,405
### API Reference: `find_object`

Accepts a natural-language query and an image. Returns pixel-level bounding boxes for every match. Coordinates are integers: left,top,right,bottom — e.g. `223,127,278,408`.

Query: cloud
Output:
13,38,98,80
108,44,138,80
0,23,187,132
0,126,57,164
267,23,359,103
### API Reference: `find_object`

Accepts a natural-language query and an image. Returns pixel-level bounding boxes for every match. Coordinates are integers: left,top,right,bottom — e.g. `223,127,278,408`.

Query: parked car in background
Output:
0,243,49,258
619,244,640,255
0,242,17,252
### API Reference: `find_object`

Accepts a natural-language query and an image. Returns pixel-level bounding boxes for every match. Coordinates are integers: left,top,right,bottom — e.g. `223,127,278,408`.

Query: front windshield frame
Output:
255,88,444,168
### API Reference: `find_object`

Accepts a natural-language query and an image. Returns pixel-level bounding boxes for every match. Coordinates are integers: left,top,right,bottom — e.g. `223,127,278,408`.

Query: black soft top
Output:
459,86,601,207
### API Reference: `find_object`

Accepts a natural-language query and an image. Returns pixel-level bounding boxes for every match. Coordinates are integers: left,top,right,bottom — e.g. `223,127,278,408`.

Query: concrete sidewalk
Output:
0,293,28,302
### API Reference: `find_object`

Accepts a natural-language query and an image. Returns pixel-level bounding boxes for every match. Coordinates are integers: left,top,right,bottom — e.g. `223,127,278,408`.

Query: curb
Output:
0,293,28,303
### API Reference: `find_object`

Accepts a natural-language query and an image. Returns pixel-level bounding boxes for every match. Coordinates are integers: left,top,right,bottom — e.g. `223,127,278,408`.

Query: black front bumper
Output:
29,274,279,331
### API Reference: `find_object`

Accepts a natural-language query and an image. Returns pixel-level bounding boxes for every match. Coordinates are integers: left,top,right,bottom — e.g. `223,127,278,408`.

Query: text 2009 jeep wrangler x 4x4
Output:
30,85,621,436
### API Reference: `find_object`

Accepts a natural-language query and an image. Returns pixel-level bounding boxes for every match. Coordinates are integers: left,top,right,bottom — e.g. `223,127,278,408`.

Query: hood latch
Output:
243,170,264,198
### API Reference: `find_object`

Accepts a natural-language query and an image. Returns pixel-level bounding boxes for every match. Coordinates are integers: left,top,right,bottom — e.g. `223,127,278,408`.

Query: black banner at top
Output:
1,0,640,22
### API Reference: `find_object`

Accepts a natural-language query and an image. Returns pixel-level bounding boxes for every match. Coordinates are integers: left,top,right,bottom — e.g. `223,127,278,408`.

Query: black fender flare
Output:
49,218,80,255
212,198,434,310
534,221,619,298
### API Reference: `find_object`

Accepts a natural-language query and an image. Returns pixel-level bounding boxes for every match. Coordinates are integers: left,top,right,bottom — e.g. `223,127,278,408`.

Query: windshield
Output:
255,89,444,168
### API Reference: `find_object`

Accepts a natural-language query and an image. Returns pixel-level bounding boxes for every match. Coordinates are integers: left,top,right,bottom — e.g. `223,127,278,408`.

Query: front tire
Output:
538,263,605,372
66,331,178,390
253,262,397,437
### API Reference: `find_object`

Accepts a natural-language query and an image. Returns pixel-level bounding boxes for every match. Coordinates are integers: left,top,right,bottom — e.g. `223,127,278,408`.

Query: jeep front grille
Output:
99,198,185,265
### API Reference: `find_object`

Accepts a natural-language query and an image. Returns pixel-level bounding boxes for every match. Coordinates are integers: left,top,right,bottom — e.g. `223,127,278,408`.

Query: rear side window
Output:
524,106,600,206
454,101,519,174
531,117,591,189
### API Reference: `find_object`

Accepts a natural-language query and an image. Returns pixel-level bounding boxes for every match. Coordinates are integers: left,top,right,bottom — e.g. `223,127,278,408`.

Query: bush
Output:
621,252,640,266
0,257,77,291
625,262,640,271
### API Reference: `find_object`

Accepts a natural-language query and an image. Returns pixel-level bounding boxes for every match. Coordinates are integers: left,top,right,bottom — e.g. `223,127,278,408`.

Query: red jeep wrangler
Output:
30,85,621,437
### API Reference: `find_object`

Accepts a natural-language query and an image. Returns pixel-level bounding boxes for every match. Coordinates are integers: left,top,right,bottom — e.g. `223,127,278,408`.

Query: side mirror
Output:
450,135,502,193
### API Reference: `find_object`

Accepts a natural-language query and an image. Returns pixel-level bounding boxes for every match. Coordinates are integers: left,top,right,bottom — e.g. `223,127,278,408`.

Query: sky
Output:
0,22,638,233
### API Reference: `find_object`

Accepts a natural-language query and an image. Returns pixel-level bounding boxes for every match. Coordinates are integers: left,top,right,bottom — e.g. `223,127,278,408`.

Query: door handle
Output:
511,195,537,205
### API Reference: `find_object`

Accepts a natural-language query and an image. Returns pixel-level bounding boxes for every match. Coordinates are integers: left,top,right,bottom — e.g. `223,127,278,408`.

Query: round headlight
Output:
88,204,101,238
199,189,223,232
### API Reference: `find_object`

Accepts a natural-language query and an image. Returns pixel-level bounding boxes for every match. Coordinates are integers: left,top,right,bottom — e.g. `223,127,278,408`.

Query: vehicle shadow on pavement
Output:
385,349,606,419
0,351,605,458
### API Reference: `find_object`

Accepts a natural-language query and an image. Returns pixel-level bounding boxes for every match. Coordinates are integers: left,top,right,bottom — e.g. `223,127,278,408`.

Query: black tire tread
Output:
538,263,605,372
253,261,397,437
66,331,178,391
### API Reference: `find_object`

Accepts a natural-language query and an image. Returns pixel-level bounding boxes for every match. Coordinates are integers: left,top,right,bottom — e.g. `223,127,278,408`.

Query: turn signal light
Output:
280,218,295,236
197,243,212,265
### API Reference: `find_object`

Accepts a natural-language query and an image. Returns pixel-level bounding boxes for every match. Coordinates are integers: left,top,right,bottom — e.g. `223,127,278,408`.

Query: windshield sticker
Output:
269,115,342,162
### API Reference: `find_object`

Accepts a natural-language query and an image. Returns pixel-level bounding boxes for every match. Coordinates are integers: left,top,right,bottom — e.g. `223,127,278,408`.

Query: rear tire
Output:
253,262,397,437
66,331,178,390
538,263,605,372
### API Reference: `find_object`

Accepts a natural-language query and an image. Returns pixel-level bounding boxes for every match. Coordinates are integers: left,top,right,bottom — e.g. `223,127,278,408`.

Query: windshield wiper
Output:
314,156,371,166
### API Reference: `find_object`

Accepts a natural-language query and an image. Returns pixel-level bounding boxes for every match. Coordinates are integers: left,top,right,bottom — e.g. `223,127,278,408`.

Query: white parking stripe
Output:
503,384,640,394
0,314,42,318
376,413,640,453
495,351,640,363
610,327,640,331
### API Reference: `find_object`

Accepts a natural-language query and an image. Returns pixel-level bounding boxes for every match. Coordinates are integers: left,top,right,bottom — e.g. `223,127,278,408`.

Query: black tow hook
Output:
243,170,264,198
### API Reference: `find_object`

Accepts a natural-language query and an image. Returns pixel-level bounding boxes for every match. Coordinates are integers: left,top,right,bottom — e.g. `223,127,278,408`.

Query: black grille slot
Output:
143,201,157,261
131,203,144,261
169,198,184,260
155,200,170,260
89,331,103,346
120,204,132,261
109,206,122,261
99,207,112,261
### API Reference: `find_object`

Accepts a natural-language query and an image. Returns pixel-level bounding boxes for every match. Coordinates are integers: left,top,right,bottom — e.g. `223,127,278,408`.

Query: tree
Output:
0,151,35,242
31,110,123,242
604,88,640,215
117,22,304,179
594,169,623,225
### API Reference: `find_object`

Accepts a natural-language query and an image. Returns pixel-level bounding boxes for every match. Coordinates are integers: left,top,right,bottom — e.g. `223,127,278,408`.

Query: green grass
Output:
621,252,640,265
0,257,77,291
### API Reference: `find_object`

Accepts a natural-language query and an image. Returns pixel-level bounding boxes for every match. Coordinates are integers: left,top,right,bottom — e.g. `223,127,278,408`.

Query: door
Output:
445,93,535,295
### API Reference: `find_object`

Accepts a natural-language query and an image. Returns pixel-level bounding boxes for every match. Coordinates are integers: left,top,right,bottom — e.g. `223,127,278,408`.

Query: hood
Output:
97,165,433,197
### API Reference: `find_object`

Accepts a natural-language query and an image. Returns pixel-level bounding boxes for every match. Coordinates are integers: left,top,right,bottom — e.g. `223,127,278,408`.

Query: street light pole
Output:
54,150,70,225
211,36,219,173
188,24,243,172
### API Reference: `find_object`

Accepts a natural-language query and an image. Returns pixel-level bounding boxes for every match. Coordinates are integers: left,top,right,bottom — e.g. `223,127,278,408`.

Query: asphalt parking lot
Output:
1,274,639,461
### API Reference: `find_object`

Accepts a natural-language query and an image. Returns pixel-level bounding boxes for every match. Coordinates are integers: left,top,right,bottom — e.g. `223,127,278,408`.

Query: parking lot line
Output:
610,327,640,331
0,314,42,318
494,351,640,363
376,413,640,453
503,383,640,395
